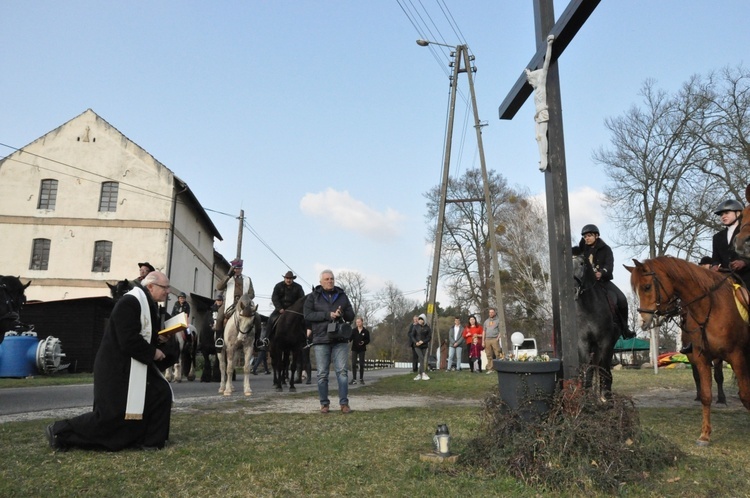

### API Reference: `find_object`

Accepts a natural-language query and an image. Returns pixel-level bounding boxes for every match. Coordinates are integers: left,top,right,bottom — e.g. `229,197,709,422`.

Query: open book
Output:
158,312,188,336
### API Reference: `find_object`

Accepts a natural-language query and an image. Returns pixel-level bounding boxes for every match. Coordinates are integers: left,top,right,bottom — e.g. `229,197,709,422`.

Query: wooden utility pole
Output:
497,0,600,379
236,209,244,259
421,41,507,355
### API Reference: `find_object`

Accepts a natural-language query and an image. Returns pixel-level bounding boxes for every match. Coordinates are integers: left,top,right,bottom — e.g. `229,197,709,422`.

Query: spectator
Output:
304,269,355,414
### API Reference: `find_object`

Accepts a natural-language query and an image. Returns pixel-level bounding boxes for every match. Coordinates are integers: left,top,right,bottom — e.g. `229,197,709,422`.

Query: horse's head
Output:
0,276,31,334
107,279,133,302
236,294,258,318
571,246,594,297
625,259,673,330
733,184,750,258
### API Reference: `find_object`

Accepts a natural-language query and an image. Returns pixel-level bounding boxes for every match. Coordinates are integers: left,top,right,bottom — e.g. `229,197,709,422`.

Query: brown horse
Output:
626,256,750,445
733,183,750,258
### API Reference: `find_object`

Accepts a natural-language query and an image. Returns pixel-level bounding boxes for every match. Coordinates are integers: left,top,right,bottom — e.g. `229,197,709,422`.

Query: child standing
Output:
469,335,483,373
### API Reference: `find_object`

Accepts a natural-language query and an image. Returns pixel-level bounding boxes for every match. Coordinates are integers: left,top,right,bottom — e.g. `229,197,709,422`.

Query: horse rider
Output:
578,224,636,339
215,258,255,348
683,199,750,354
268,270,305,334
710,199,750,288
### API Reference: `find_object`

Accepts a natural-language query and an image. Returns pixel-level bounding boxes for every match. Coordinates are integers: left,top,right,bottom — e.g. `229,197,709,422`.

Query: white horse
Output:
218,294,259,396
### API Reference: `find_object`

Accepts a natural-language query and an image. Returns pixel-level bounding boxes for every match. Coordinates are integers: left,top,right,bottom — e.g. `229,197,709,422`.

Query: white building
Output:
0,109,225,307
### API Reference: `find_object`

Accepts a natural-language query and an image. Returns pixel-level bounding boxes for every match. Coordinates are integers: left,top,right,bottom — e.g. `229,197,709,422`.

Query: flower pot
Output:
493,358,561,421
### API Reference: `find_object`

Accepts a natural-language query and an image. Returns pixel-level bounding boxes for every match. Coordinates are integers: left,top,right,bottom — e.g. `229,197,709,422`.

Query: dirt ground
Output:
2,379,745,424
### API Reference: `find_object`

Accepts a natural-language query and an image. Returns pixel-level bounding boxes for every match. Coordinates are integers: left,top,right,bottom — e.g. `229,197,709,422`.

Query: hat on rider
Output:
179,292,187,298
713,199,744,215
214,292,224,301
138,262,155,273
230,258,243,268
580,224,600,236
282,271,297,280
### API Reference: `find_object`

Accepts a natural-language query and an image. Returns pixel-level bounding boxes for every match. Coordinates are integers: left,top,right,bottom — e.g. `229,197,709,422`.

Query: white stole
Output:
225,277,237,312
124,286,153,420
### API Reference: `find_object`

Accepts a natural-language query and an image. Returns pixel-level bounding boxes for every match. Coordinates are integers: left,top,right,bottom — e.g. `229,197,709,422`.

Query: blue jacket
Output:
303,285,355,344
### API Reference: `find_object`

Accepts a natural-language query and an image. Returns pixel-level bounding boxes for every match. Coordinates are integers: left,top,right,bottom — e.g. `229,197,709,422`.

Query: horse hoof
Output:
696,439,710,447
289,386,296,392
244,391,252,397
223,391,232,397
275,387,283,392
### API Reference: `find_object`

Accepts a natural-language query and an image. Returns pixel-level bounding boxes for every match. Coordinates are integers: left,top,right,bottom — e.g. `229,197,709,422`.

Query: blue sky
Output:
2,1,747,317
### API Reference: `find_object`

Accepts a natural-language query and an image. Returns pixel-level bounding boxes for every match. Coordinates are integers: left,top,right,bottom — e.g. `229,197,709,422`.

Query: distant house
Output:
0,109,227,309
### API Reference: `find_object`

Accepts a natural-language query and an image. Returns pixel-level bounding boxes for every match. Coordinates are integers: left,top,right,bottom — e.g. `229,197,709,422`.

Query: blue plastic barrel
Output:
0,335,39,377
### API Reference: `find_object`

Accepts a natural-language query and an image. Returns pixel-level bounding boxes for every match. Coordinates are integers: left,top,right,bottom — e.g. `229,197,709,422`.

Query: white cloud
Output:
300,188,405,241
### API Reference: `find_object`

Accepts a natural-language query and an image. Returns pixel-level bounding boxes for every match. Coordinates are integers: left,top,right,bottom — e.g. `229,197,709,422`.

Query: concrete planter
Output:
493,358,561,420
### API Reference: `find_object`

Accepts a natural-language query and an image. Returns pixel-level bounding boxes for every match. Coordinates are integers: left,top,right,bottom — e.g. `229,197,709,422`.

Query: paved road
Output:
0,368,408,423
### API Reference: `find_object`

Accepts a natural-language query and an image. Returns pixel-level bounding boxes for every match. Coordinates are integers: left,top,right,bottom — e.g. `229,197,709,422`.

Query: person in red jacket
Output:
462,315,484,372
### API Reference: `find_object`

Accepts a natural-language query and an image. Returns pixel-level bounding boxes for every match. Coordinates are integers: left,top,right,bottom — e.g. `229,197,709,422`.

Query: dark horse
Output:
198,309,221,382
260,295,307,392
571,247,620,395
627,256,750,445
0,275,32,345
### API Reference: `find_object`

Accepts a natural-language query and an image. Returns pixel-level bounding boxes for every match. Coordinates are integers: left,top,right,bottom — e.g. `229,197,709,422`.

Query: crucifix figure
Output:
498,0,600,379
525,35,555,171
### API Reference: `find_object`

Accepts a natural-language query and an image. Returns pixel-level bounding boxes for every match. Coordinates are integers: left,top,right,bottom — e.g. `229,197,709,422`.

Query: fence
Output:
363,359,395,370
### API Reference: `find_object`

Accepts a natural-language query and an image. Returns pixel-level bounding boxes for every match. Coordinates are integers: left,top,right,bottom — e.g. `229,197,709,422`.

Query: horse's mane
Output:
640,256,727,294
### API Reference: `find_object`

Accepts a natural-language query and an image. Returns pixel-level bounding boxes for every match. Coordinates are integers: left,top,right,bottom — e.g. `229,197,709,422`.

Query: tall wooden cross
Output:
498,0,600,379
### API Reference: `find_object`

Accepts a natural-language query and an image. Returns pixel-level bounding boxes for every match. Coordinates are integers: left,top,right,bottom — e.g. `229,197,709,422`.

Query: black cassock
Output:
52,286,176,450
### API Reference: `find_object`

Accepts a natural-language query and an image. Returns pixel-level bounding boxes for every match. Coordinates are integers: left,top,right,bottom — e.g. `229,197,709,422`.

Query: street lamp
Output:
416,39,455,49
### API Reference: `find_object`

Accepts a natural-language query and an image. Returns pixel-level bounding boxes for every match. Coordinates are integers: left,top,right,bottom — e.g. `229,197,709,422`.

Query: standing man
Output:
136,262,155,282
215,258,255,339
409,314,432,381
304,269,355,414
447,316,465,371
408,315,419,373
483,308,503,374
269,270,305,332
46,272,176,451
349,317,370,385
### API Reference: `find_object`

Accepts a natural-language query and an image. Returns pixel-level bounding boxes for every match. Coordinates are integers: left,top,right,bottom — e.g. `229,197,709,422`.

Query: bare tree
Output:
497,195,552,345
374,281,416,361
596,67,750,261
424,168,518,315
336,270,373,323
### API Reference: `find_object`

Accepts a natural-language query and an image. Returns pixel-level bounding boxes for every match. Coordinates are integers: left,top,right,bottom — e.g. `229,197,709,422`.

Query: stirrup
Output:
215,338,224,350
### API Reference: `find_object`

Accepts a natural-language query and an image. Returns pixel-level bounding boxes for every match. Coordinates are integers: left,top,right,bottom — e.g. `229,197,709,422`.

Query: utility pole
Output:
236,209,244,259
420,41,507,359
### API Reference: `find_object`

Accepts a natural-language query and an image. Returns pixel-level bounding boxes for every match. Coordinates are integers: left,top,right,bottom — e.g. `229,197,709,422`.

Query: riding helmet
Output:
713,199,744,215
580,224,600,236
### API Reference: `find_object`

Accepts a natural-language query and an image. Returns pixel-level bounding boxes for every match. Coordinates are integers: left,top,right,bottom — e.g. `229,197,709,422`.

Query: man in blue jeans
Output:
304,269,355,414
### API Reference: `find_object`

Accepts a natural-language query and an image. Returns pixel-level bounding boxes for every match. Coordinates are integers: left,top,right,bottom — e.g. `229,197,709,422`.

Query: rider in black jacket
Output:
578,224,635,339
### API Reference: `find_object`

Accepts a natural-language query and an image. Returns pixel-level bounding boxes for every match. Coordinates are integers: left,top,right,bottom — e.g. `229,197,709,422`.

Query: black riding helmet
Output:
580,224,600,236
713,199,744,215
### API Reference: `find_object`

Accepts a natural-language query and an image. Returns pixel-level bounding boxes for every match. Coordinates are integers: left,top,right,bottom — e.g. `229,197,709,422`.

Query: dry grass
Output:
2,368,750,497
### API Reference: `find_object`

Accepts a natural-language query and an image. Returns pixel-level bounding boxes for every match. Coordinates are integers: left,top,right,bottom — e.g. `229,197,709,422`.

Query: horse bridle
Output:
0,283,22,323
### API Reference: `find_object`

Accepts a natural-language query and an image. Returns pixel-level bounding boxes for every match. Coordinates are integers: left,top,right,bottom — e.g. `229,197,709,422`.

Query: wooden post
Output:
497,0,600,379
